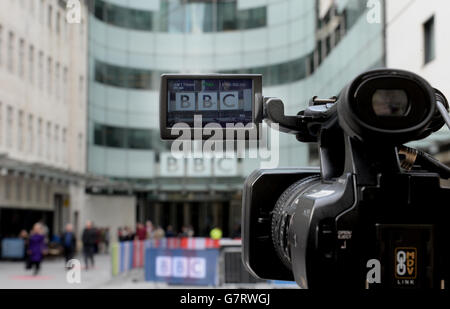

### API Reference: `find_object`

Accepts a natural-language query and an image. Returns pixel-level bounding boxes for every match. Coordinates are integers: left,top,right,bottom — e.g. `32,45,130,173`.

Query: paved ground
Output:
0,254,112,289
0,255,297,289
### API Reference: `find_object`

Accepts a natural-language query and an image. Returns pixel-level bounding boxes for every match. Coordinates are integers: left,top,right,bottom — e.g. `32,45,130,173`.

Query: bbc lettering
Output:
175,91,239,111
159,153,238,177
155,256,206,279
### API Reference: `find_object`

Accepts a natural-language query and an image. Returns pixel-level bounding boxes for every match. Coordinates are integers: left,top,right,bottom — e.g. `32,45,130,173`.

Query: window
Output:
78,133,84,169
39,0,45,24
127,129,152,150
54,125,59,162
79,75,85,106
63,67,68,103
62,128,67,164
5,177,11,200
19,39,25,78
93,0,267,33
38,118,43,156
0,25,3,66
16,178,22,201
94,123,170,151
46,122,51,159
0,102,2,146
47,57,52,94
8,32,14,73
36,181,41,202
48,5,52,29
424,16,435,64
29,45,34,83
38,51,44,90
56,11,60,34
26,180,32,202
28,114,33,154
56,62,60,99
18,110,24,151
46,184,50,204
7,107,13,148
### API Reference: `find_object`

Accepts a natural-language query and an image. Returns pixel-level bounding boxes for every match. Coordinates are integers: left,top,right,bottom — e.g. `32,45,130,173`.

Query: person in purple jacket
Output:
27,223,47,276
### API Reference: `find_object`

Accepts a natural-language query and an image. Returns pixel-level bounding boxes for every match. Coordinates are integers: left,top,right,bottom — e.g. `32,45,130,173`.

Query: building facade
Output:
0,0,88,239
385,0,450,164
87,0,385,237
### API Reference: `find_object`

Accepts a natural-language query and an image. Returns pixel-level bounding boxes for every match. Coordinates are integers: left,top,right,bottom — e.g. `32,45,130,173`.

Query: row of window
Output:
3,176,52,205
93,2,367,91
94,123,170,151
92,0,266,33
0,102,84,168
0,25,80,100
14,0,85,39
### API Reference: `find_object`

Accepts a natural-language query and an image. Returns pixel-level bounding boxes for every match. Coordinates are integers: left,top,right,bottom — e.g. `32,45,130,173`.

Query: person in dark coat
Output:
28,223,47,276
61,223,77,264
82,221,97,270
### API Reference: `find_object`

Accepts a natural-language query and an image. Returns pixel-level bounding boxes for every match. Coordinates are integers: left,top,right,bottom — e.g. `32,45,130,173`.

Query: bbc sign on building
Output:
159,153,238,177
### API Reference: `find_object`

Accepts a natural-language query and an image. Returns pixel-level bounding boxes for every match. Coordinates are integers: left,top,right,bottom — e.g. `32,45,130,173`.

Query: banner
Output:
145,248,219,286
111,238,220,276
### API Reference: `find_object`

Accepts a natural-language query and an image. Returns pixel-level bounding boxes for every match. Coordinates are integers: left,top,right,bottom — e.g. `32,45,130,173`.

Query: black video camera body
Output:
242,69,450,289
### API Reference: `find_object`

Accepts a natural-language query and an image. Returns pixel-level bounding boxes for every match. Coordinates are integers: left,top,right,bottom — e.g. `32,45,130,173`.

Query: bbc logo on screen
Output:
155,256,207,279
175,92,239,111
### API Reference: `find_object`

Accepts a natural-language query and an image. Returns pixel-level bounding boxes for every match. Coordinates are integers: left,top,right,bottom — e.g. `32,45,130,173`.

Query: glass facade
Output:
94,124,169,151
92,0,267,33
88,0,385,178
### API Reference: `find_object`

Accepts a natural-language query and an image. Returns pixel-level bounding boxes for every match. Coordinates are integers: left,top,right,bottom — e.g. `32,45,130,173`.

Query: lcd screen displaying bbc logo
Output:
174,92,239,111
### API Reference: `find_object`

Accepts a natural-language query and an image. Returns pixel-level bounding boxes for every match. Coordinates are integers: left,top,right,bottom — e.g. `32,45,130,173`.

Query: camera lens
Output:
371,89,409,117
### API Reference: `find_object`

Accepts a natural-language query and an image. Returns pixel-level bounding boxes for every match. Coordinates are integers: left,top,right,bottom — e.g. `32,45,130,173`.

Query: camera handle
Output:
263,97,336,142
436,100,450,130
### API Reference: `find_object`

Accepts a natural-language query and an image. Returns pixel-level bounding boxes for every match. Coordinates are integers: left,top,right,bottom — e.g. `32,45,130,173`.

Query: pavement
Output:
0,254,113,289
0,254,298,289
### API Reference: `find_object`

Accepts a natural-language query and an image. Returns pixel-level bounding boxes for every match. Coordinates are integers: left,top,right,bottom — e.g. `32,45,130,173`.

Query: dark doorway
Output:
0,208,54,239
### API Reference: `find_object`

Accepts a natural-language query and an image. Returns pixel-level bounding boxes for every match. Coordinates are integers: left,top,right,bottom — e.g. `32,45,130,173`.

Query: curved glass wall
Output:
88,0,385,179
93,0,267,33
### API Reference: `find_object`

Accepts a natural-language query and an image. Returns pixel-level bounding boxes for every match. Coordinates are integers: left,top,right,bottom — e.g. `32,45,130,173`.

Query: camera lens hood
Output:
337,69,437,145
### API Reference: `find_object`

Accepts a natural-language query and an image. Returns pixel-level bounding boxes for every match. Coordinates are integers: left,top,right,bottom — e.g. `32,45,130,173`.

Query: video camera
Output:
159,69,450,288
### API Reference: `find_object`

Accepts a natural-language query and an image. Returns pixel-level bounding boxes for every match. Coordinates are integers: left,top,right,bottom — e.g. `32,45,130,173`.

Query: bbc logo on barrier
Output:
175,92,239,111
155,256,206,279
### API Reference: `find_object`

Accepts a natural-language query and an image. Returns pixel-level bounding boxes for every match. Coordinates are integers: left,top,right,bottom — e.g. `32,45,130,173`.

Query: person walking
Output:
82,221,97,270
61,223,77,264
27,223,47,276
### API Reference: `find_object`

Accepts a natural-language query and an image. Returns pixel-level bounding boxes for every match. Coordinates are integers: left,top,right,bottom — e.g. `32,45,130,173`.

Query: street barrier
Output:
111,238,220,277
145,248,219,286
110,238,263,286
1,238,25,259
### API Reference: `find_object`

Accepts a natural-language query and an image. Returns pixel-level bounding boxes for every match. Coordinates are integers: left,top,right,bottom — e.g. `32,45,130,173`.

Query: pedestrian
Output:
38,219,49,242
165,225,176,238
19,230,30,270
210,226,223,240
61,223,76,264
104,228,110,253
136,223,146,241
153,226,165,240
27,223,47,276
82,220,97,270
